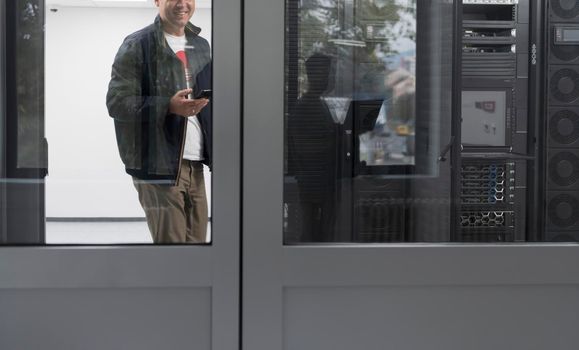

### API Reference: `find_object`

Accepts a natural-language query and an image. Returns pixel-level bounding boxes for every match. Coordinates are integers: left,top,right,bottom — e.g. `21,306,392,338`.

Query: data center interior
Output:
283,0,579,244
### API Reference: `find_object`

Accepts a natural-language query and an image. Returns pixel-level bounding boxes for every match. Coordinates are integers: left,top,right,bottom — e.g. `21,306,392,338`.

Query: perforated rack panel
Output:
457,160,519,241
459,210,515,241
460,210,515,228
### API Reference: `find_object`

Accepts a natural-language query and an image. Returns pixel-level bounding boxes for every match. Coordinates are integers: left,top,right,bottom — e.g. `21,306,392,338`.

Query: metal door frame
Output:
0,0,6,243
242,0,579,348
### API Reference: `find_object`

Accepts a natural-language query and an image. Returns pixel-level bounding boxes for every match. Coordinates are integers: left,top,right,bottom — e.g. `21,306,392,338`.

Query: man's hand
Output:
169,89,209,116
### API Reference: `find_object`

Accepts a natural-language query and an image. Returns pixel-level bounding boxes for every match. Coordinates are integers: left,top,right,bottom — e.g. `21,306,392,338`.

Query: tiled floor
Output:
46,221,212,245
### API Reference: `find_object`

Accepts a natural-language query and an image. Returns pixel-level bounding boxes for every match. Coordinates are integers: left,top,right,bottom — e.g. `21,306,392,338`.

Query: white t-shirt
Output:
165,32,204,161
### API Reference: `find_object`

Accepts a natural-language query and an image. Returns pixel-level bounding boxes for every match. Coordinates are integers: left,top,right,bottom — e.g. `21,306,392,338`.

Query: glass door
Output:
242,0,578,350
0,0,240,349
244,0,458,348
244,0,579,349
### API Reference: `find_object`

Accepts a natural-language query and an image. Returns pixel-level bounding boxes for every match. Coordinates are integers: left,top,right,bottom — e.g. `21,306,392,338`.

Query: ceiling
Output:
45,0,212,9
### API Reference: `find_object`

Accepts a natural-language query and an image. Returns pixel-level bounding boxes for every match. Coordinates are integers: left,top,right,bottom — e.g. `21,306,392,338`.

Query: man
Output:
106,0,212,244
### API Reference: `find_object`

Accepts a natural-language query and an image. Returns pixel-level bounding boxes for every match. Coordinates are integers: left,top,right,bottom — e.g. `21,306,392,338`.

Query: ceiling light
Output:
94,0,148,2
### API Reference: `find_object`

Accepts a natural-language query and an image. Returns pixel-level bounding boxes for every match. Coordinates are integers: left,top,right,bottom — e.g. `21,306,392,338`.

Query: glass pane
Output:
284,0,454,243
284,0,579,244
1,0,213,245
15,0,46,172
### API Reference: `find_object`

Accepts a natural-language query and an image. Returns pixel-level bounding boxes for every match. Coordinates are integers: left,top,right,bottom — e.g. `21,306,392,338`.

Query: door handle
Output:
344,129,352,159
438,136,455,162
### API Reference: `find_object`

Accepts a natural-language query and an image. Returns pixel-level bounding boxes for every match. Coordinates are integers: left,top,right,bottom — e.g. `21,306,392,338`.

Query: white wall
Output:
45,6,212,217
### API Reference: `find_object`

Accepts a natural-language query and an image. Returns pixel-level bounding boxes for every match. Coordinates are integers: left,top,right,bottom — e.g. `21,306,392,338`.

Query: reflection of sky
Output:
373,0,414,8
385,8,416,69
296,0,417,166
391,38,415,55
310,8,329,22
318,0,336,7
385,49,415,70
392,10,416,50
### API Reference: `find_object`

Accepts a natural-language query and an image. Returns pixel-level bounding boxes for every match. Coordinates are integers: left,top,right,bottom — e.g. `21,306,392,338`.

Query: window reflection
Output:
0,0,47,245
14,0,47,173
284,0,451,244
287,54,339,242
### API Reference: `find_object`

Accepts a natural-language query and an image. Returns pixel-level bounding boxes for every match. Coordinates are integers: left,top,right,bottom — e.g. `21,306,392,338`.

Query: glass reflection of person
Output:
106,0,212,243
287,54,339,242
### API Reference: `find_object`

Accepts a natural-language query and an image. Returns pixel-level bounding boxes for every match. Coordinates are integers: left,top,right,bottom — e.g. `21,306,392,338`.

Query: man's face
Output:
155,0,195,34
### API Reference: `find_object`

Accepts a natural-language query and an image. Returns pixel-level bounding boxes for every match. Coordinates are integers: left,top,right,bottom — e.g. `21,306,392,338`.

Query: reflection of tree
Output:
16,0,45,168
293,0,416,97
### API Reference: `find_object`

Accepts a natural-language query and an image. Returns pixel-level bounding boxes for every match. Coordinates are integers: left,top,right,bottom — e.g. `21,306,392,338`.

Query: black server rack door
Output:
1,0,46,244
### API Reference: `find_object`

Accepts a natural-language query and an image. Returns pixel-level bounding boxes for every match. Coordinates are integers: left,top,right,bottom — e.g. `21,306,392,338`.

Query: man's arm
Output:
106,38,172,122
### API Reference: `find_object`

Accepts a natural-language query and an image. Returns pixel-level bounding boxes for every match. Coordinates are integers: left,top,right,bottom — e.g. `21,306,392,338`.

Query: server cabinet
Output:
457,0,530,242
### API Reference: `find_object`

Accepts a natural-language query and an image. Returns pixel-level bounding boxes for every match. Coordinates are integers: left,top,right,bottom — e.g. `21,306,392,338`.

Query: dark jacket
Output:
106,16,212,184
287,93,339,202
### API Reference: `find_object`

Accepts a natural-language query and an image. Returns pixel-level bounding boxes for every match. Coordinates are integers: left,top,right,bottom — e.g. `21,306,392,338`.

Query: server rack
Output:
456,0,531,242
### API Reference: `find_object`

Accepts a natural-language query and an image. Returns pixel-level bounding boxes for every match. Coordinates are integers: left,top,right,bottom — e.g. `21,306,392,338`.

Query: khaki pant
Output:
133,160,208,243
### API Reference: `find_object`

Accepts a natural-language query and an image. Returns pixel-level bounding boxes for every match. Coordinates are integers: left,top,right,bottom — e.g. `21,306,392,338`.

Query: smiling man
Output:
106,0,212,244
